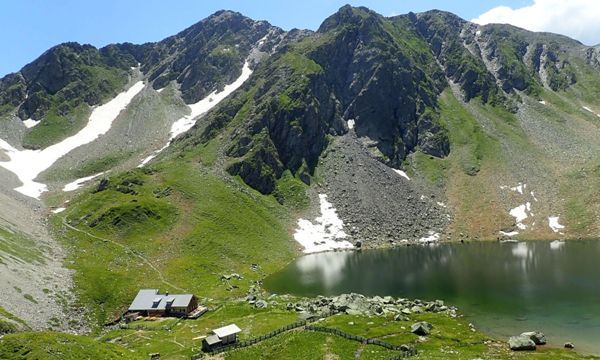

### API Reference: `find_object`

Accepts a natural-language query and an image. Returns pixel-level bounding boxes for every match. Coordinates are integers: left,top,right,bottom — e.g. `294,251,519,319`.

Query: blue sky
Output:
0,0,585,77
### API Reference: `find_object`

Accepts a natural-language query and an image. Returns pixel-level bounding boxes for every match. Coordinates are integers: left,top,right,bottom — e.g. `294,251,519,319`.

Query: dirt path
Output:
61,218,184,292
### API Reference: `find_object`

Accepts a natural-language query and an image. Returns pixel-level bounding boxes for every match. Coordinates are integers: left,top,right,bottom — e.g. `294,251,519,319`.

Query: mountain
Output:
1,5,600,358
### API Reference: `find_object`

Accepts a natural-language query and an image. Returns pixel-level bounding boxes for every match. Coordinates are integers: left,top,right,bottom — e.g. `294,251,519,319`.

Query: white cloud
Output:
472,0,600,45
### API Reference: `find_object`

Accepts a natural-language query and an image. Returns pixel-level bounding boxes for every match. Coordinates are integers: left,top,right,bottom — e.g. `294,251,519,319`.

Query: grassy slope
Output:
0,225,46,265
552,57,600,237
411,89,515,239
21,104,91,149
0,332,141,360
0,306,27,336
54,154,296,327
2,300,594,359
412,76,600,241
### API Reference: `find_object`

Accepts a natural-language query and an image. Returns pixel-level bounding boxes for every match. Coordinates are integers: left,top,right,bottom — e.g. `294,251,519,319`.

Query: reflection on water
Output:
296,251,351,289
265,240,600,354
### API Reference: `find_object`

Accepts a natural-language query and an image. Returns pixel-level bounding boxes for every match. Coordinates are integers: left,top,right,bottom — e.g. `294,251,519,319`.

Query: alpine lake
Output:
265,239,600,354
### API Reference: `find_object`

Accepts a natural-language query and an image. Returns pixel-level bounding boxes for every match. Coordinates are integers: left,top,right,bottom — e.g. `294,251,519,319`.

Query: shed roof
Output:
128,289,195,311
204,334,221,346
213,324,241,338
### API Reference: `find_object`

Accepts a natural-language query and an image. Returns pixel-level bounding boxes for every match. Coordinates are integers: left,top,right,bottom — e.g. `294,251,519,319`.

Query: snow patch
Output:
419,231,440,243
23,119,40,128
156,87,166,93
347,119,355,129
393,169,410,181
510,203,531,230
539,100,546,105
583,106,600,118
173,62,252,139
293,194,354,253
63,172,105,192
475,30,482,36
51,207,66,214
257,34,268,47
510,183,526,194
499,230,519,237
548,216,565,233
530,191,538,202
139,144,168,167
0,81,144,199
139,62,253,167
436,201,447,208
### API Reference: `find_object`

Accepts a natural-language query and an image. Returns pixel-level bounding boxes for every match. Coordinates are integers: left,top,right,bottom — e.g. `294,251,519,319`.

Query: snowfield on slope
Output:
294,194,354,253
62,172,105,192
393,169,410,181
23,118,40,128
0,81,145,199
139,61,253,166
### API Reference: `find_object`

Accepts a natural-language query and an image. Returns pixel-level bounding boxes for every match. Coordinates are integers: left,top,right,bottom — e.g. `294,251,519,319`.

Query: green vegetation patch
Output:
273,170,310,208
0,332,142,360
0,226,45,265
22,104,91,149
56,160,295,328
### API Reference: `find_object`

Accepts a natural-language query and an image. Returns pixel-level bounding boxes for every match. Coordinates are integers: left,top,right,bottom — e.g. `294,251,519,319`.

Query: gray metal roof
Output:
128,289,195,311
204,334,221,346
213,324,241,338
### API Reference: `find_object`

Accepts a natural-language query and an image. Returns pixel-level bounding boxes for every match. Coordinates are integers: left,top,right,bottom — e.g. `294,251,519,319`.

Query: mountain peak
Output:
206,9,247,23
415,9,467,27
317,4,381,33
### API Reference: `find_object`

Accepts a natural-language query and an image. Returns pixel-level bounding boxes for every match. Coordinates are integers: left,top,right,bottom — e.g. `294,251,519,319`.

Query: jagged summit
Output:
317,4,381,33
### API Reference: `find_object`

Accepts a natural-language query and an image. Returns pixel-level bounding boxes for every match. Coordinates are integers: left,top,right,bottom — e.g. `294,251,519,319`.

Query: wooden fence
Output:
206,319,309,355
191,316,417,359
305,325,417,357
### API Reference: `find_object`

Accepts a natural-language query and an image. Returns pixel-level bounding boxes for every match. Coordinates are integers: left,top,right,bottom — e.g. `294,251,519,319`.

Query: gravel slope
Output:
317,128,450,248
0,168,87,332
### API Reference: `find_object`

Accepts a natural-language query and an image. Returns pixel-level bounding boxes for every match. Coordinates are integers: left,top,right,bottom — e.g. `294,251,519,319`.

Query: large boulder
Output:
521,331,546,345
509,335,536,351
410,321,433,336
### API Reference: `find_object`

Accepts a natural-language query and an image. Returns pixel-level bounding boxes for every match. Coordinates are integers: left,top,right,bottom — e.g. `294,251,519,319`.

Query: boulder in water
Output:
509,335,536,351
520,331,546,345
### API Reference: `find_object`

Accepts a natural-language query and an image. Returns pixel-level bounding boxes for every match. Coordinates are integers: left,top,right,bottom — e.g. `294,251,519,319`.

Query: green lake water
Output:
265,240,600,354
